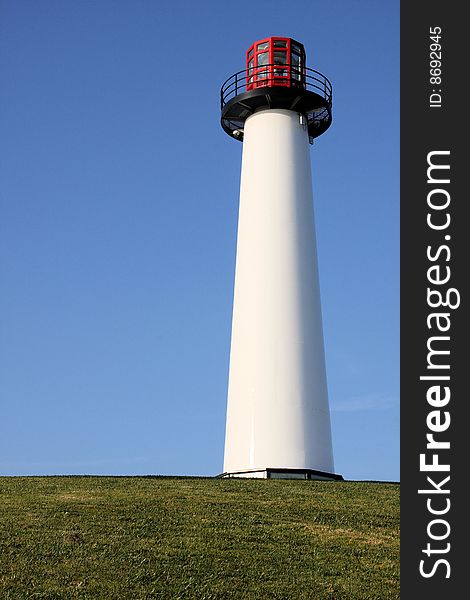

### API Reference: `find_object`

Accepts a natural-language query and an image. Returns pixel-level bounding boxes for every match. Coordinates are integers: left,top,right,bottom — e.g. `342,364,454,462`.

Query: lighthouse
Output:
219,37,342,481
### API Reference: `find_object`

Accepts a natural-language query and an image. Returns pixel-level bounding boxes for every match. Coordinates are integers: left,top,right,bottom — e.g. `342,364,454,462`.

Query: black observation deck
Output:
220,65,333,142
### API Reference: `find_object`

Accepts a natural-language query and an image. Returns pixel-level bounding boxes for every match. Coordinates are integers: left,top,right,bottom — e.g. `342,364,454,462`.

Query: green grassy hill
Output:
0,476,399,599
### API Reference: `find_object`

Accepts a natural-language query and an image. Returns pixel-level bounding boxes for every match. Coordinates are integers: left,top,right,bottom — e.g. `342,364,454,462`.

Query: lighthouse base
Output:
217,468,343,481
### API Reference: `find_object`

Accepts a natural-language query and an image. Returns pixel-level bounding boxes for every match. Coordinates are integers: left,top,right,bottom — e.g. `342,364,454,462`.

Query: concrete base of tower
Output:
217,468,343,481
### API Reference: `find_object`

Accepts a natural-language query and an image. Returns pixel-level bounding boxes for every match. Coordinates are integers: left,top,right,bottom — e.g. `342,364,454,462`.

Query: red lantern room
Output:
246,37,306,90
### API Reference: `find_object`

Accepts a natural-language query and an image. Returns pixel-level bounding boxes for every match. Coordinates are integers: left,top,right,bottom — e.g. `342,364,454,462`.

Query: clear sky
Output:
0,0,399,481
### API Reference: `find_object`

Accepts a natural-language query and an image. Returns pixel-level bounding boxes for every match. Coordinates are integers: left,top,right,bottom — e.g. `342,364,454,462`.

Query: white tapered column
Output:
223,108,334,477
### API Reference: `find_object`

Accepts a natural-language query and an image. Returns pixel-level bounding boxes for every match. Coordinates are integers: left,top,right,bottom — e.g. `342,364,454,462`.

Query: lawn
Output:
0,476,399,599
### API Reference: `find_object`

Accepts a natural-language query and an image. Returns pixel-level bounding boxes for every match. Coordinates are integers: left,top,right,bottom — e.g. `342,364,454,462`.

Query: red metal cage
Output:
246,37,306,90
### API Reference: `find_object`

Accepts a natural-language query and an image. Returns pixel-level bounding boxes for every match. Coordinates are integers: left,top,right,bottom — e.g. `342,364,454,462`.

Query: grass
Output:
0,476,399,599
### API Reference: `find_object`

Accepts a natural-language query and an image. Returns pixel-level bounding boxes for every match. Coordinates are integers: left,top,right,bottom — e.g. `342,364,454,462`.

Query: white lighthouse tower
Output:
220,37,342,480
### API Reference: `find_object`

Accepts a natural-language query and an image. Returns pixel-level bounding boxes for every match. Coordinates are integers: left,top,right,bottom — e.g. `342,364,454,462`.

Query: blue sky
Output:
0,0,399,481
